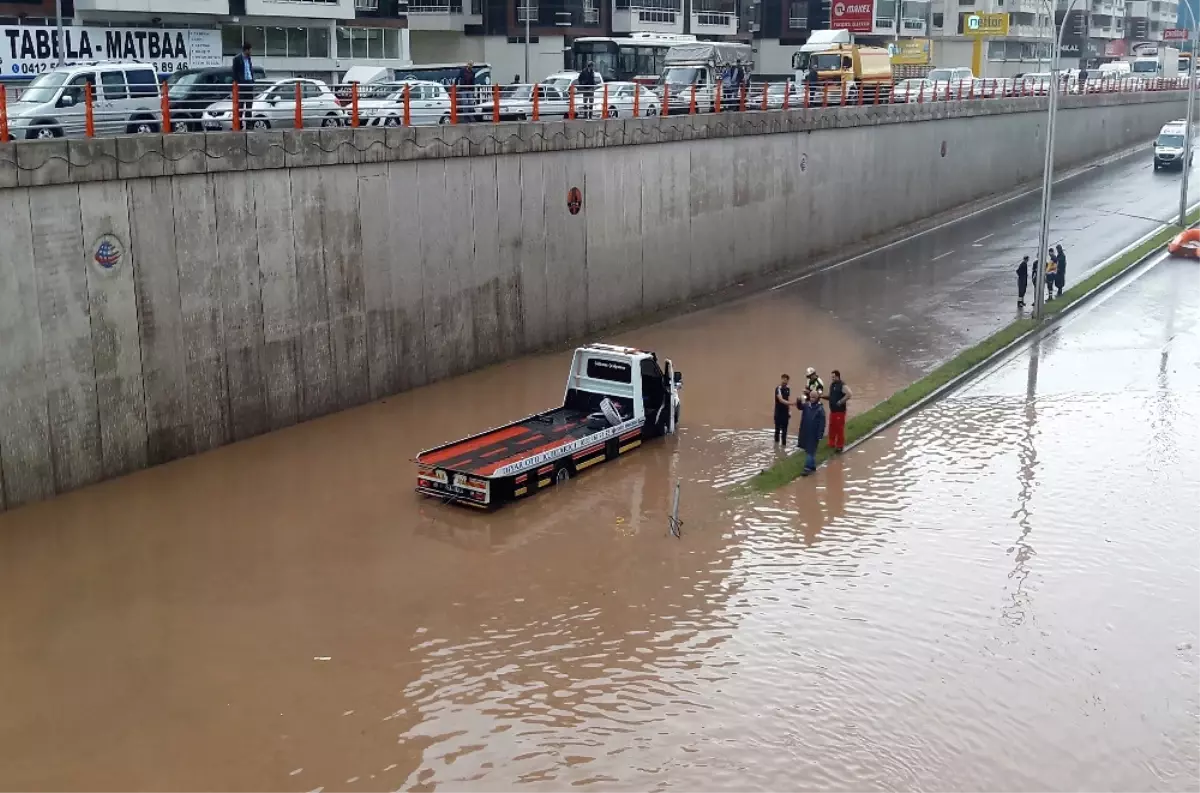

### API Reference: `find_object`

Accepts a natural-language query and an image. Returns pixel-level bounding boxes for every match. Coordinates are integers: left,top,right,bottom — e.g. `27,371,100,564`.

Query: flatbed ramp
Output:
416,409,596,476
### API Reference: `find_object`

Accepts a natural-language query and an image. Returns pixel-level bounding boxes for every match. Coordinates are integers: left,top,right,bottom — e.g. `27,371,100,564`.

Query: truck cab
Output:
416,344,681,509
659,41,753,114
792,30,893,104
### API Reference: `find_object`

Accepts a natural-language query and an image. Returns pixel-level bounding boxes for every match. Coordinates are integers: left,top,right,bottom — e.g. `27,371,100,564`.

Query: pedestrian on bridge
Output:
798,390,826,476
1017,255,1029,308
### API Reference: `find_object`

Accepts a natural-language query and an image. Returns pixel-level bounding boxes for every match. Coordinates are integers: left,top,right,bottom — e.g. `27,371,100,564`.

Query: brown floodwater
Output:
2,186,1199,789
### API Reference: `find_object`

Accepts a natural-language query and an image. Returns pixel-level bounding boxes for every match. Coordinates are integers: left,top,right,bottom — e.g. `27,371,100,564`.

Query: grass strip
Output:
747,211,1197,494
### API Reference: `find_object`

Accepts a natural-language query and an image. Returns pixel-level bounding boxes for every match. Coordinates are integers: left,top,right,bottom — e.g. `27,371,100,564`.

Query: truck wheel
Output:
554,465,571,485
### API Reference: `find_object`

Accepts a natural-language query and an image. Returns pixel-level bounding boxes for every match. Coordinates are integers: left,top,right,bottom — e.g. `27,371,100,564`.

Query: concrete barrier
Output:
0,91,1187,510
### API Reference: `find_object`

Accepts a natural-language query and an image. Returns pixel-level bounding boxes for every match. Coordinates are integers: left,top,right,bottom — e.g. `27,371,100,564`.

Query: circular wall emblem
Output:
833,2,845,15
567,186,583,215
93,234,124,274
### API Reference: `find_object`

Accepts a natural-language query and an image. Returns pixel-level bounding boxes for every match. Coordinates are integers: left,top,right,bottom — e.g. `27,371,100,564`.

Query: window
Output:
222,24,242,56
384,28,400,59
364,27,383,58
126,68,157,97
62,73,94,105
933,12,943,26
352,29,369,58
302,81,323,98
266,26,288,56
310,27,330,58
337,26,353,58
287,27,308,57
100,71,128,100
586,358,632,383
244,26,266,53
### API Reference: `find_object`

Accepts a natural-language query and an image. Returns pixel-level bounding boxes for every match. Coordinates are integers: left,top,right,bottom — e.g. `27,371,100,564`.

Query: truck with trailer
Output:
416,344,682,509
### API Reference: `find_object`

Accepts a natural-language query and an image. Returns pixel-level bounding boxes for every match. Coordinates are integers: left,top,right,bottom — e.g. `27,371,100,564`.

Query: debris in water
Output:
343,710,355,716
289,768,303,776
314,656,332,662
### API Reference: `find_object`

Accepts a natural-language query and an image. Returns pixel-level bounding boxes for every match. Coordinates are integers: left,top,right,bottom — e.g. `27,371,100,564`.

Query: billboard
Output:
1163,28,1190,41
888,39,931,65
831,0,875,33
0,25,222,79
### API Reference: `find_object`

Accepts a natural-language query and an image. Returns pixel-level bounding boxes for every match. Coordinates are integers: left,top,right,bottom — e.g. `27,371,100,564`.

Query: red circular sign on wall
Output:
567,187,583,215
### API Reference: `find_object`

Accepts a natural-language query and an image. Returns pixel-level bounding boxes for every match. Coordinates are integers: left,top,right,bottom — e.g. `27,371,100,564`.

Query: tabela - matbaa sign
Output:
0,25,222,78
965,13,1009,37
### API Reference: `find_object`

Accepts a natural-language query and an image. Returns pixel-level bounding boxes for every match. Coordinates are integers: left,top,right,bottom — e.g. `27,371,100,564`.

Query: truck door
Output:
640,358,666,428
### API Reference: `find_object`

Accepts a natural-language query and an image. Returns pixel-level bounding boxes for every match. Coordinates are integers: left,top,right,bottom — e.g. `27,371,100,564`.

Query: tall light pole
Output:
55,0,64,67
1179,0,1199,228
1034,0,1082,321
523,3,531,83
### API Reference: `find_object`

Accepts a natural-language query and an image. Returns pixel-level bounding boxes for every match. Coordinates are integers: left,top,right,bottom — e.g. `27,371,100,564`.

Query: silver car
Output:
202,78,346,131
5,62,162,140
601,82,662,117
357,81,452,126
477,84,570,121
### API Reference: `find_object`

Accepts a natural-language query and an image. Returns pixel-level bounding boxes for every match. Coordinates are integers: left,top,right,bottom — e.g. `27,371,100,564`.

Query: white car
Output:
202,78,346,131
925,66,975,99
477,84,570,121
357,81,451,126
891,78,932,103
600,82,661,117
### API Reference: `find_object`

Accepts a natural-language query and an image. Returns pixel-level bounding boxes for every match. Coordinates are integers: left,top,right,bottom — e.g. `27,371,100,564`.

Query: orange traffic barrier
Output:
294,81,303,129
632,83,640,117
968,79,975,100
449,84,458,124
84,81,95,138
493,83,501,123
568,84,576,120
602,83,608,119
663,83,670,116
803,82,809,108
783,81,791,110
917,82,924,103
1168,228,1200,257
714,78,722,112
351,83,360,127
232,82,241,131
689,84,697,114
0,85,7,142
762,82,770,111
532,85,540,120
739,83,747,111
822,84,829,106
403,84,411,126
160,80,172,133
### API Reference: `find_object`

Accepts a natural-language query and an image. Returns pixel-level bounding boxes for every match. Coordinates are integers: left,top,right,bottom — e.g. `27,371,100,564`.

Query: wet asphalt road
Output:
772,145,1198,376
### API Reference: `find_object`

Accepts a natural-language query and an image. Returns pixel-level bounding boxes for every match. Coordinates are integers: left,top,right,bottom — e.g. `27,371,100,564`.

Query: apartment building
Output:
752,0,929,73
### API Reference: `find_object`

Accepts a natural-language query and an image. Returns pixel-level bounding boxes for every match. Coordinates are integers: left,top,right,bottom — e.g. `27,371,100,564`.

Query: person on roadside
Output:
823,370,851,453
1045,248,1059,302
231,42,256,128
1055,243,1067,298
578,61,597,119
802,367,824,399
773,374,792,444
1017,255,1029,308
457,61,477,120
798,389,826,476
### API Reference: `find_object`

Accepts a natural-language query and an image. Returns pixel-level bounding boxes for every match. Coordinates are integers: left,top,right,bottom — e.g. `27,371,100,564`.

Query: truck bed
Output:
416,407,599,477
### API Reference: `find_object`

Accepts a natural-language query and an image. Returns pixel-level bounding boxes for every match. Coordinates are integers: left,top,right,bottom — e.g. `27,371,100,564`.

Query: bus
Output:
570,34,698,85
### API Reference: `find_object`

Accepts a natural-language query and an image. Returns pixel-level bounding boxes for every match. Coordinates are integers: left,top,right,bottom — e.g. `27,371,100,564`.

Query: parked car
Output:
4,62,161,140
165,66,266,132
925,66,975,99
357,81,451,126
970,77,1018,98
476,84,570,121
601,82,661,117
892,78,932,103
202,78,346,131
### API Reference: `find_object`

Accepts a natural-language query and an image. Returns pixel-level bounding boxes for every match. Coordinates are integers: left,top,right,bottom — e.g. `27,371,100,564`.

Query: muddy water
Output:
2,236,1198,787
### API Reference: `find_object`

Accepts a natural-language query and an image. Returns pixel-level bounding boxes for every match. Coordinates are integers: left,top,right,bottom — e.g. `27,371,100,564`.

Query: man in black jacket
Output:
231,43,255,128
578,61,597,118
457,61,476,120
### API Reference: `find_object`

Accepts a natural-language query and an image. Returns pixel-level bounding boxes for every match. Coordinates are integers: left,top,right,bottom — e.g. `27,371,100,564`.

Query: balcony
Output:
612,0,684,33
73,0,230,12
692,0,737,35
244,0,356,19
406,0,482,29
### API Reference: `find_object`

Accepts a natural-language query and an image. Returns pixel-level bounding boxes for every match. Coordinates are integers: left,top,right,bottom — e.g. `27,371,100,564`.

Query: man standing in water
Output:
798,389,826,476
1017,255,1029,308
824,370,851,453
773,374,792,444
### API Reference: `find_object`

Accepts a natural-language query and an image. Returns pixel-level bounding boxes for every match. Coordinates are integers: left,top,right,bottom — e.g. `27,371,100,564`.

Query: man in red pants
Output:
824,369,852,452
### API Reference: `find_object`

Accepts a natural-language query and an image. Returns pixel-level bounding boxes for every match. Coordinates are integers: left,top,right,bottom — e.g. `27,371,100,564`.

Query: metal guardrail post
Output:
714,79,722,113
84,82,95,138
449,84,458,124
403,83,411,126
351,83,360,128
568,84,576,120
160,80,171,133
232,82,241,131
633,84,640,117
294,81,303,129
493,83,501,124
0,85,9,143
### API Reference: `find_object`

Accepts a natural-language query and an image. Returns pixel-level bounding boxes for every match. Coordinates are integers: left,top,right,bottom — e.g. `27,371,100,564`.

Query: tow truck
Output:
416,344,682,509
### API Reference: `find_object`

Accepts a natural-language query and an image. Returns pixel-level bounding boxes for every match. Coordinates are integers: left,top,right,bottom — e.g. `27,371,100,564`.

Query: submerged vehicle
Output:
416,344,682,509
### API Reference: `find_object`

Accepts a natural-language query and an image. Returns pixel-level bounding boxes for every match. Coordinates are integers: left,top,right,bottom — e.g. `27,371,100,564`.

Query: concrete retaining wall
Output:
0,91,1186,509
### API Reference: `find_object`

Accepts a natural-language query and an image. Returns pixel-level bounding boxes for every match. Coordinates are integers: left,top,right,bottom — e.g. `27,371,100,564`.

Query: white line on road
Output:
973,233,994,243
932,250,955,261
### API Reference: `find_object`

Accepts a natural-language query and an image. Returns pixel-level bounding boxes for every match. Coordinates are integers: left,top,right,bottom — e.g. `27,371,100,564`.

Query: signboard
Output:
1104,39,1128,58
888,38,931,65
0,25,222,79
965,12,1010,37
1163,28,1190,41
831,0,875,33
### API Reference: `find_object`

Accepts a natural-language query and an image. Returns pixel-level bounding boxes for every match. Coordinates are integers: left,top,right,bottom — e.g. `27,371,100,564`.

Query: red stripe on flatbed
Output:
419,425,529,465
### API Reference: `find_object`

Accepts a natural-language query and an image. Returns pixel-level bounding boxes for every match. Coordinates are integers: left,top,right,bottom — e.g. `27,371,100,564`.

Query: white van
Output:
1153,120,1192,171
5,62,162,140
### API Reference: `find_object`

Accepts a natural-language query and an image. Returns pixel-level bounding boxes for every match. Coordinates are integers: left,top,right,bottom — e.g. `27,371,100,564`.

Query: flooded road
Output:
1,149,1198,791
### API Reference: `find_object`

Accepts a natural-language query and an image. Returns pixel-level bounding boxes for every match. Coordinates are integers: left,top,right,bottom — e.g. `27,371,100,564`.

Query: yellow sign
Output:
965,12,1009,37
889,39,932,65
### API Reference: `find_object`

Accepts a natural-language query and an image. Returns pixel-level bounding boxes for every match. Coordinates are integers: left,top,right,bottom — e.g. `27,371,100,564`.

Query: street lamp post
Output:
1033,0,1082,322
55,0,64,67
1178,0,1199,228
523,4,531,84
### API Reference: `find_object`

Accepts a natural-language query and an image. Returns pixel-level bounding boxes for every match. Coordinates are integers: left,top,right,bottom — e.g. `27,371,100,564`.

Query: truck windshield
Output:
1157,134,1185,147
927,68,956,82
1131,60,1157,73
806,54,846,71
662,66,703,85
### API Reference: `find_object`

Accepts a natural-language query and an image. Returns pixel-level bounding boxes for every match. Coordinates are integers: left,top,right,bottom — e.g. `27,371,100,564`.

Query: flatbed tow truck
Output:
416,344,682,509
